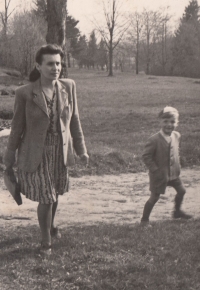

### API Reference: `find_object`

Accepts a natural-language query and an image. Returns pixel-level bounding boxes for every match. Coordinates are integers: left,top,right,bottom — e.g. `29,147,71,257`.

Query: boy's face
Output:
161,116,177,135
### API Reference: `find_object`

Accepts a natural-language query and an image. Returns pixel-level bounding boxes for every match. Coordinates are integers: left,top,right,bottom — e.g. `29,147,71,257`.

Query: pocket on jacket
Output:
154,169,163,179
150,169,166,187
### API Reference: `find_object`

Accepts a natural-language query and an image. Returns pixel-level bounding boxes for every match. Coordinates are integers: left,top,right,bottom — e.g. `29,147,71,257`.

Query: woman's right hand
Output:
79,153,89,167
3,148,16,169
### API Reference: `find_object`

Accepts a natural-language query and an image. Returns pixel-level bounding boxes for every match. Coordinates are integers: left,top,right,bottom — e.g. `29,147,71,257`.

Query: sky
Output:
0,0,197,36
67,0,195,35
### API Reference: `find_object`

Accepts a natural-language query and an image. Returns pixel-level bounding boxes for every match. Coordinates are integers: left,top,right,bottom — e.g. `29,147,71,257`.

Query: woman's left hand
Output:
79,153,89,167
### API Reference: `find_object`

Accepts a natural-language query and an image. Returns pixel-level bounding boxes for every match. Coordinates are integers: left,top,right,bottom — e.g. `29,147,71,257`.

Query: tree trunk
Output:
67,52,71,68
136,20,139,75
108,33,113,76
108,47,113,76
146,31,150,75
46,0,68,77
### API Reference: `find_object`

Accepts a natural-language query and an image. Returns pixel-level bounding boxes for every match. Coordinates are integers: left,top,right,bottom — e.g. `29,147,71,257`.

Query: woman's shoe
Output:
50,227,61,239
40,242,52,256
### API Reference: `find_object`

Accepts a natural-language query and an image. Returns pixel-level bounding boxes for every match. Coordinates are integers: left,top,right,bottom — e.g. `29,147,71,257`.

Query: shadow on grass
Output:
0,237,21,248
0,247,39,261
0,226,40,262
0,220,200,289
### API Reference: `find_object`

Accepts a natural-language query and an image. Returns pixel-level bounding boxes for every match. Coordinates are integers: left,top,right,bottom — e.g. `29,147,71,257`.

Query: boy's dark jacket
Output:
142,131,181,194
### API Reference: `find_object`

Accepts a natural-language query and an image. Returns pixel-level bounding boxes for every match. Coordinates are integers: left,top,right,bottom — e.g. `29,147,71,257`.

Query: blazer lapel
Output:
32,79,49,117
56,80,69,117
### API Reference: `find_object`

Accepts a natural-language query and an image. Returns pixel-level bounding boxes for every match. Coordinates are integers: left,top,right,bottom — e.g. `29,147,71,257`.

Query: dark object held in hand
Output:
4,168,22,206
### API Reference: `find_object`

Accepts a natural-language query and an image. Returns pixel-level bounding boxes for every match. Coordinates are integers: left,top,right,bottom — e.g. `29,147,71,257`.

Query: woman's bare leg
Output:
37,203,53,246
50,197,61,238
51,198,58,230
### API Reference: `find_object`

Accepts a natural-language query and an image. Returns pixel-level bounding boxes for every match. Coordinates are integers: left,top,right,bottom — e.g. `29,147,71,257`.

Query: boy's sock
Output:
141,201,155,222
173,194,192,219
174,194,184,212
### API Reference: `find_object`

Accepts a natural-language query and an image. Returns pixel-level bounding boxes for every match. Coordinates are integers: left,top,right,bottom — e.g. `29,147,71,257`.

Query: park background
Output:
0,1,200,290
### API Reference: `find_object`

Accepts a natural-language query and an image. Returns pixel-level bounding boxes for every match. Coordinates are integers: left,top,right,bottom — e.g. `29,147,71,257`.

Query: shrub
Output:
0,110,13,120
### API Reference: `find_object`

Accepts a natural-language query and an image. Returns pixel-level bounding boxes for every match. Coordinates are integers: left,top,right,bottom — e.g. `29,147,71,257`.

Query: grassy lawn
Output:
0,220,200,289
1,69,200,174
71,70,200,171
1,71,200,289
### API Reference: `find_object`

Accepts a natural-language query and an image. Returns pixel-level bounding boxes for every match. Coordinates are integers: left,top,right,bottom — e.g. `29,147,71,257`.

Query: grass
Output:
1,70,200,289
70,70,200,170
1,69,200,174
0,220,200,289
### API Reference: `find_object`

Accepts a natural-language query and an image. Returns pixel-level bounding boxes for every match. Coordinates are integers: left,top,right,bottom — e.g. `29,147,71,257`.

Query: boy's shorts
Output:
150,177,186,201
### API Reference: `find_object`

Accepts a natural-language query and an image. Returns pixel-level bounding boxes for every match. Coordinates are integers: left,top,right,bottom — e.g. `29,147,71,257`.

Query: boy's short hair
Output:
158,106,179,125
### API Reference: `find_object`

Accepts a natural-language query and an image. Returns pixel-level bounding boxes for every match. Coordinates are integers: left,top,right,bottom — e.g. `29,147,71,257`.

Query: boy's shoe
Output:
51,227,61,239
173,210,192,220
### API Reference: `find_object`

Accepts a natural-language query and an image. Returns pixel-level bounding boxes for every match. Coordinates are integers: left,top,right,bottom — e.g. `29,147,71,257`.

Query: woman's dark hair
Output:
29,44,64,82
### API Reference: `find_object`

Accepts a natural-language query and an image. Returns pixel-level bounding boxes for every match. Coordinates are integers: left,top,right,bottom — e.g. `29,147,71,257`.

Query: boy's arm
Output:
142,137,158,172
177,131,181,159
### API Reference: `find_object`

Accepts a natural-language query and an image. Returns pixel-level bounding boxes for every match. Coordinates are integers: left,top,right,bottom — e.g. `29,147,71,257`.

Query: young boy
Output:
141,106,192,222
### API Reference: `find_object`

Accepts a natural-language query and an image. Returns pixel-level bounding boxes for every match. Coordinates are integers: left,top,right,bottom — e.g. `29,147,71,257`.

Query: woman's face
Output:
36,54,62,81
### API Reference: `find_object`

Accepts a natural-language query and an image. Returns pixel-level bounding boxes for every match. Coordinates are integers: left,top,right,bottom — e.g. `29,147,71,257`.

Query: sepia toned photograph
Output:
0,0,200,289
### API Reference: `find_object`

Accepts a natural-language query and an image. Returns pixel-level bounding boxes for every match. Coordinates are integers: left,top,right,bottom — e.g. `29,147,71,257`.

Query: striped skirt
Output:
18,133,69,204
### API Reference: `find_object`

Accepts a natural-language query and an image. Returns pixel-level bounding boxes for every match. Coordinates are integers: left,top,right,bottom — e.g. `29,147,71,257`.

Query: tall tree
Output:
34,0,80,41
34,0,68,75
34,0,47,19
87,30,98,68
65,15,80,67
0,0,17,65
75,35,89,68
129,12,143,74
46,0,67,46
172,0,200,77
94,0,129,76
142,9,161,75
96,38,108,70
0,0,16,37
11,11,46,75
34,0,81,70
150,10,172,76
182,0,199,22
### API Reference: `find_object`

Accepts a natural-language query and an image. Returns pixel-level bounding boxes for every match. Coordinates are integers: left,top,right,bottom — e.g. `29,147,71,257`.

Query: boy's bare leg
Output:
51,199,58,230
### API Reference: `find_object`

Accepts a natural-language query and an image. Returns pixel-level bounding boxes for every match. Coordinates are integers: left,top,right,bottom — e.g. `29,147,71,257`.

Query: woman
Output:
4,44,89,255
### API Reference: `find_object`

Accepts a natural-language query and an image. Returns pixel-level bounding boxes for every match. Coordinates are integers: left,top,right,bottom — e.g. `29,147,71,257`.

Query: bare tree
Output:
0,0,17,65
159,15,171,74
142,10,161,75
147,8,172,75
129,12,143,74
0,0,16,36
94,0,129,76
11,11,46,76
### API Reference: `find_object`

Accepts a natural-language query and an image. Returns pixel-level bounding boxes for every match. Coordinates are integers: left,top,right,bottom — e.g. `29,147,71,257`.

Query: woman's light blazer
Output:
5,78,87,172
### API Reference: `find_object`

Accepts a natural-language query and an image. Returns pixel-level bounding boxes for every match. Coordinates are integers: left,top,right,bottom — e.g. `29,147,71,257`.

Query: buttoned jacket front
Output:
142,131,181,194
6,78,87,172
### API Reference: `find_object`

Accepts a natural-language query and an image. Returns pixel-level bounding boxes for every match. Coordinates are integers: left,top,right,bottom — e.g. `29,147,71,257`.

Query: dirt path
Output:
0,168,199,229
